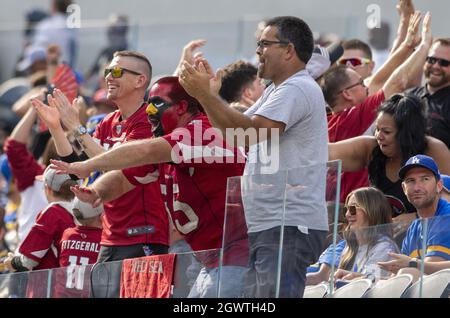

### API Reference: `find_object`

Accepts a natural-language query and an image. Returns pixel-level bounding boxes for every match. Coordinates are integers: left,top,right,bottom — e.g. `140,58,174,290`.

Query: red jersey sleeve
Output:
122,164,159,187
3,138,45,191
19,208,58,263
162,116,244,169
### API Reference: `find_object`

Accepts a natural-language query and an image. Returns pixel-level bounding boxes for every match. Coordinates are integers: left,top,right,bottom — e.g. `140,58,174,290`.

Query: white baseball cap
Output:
36,165,72,192
72,197,104,221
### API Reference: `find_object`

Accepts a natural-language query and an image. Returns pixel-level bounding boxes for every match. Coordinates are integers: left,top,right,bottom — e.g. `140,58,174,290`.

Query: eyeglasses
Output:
338,57,371,67
339,79,365,93
104,67,142,78
426,56,450,67
346,204,362,216
256,39,289,48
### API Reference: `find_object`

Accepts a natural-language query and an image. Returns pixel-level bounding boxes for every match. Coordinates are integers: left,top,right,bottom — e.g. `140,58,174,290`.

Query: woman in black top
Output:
329,93,450,223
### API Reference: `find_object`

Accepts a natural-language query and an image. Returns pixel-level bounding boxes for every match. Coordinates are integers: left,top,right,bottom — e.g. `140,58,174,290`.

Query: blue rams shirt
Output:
401,198,450,260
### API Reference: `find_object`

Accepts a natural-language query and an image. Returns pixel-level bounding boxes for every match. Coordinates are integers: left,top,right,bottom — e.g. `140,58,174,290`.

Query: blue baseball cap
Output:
441,175,450,192
398,155,441,180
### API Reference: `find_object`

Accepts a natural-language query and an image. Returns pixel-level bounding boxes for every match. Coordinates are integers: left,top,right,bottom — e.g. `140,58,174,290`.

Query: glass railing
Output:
304,212,450,298
220,160,341,298
0,248,220,298
3,162,449,298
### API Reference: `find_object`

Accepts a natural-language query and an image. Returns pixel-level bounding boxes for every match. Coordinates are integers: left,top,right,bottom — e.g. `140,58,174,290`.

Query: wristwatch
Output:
73,125,88,139
408,258,419,268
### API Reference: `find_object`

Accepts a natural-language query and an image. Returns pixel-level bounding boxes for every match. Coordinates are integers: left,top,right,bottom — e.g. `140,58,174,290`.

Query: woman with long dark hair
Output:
329,93,450,223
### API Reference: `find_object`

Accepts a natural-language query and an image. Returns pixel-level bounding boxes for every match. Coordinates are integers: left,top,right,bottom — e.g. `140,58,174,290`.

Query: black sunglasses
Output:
104,67,142,78
345,205,361,216
338,79,365,94
256,39,289,48
426,56,450,67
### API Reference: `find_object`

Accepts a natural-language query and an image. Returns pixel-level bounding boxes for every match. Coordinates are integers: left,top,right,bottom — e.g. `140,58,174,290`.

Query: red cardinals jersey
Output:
19,201,75,270
123,114,248,267
52,226,102,298
93,103,168,246
59,226,102,267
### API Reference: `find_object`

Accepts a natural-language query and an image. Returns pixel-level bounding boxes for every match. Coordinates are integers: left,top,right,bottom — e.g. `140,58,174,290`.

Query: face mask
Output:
146,96,174,137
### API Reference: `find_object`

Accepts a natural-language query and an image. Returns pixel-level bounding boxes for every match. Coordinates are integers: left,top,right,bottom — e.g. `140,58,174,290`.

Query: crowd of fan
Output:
0,0,450,298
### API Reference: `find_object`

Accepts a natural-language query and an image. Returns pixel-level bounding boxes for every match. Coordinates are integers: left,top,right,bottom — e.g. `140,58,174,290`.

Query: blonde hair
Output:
338,187,393,271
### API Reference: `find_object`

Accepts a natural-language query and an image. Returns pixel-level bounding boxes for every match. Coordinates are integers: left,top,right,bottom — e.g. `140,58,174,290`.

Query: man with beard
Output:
408,38,450,149
396,155,450,264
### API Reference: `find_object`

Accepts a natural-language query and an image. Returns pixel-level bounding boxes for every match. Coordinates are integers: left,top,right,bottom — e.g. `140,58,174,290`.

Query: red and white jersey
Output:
59,226,102,267
19,201,75,270
123,114,248,266
93,103,168,246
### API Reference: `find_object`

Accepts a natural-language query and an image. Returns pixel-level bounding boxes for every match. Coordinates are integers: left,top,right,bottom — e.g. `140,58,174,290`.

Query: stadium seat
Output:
363,274,413,298
90,261,122,298
329,279,372,298
303,282,329,298
402,269,450,298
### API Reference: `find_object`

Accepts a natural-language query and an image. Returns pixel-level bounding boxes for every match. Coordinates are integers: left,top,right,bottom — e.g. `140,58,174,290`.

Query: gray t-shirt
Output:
242,70,329,233
353,236,400,278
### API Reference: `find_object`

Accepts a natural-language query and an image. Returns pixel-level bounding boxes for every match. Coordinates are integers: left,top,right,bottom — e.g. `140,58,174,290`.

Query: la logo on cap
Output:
411,156,420,164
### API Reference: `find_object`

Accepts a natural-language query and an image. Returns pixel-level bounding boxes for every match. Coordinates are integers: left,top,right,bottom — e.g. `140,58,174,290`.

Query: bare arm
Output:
379,252,450,275
51,137,173,178
425,136,450,175
9,107,37,144
12,87,46,117
306,263,331,285
72,170,135,205
391,0,416,54
367,11,421,96
328,136,377,172
382,12,433,98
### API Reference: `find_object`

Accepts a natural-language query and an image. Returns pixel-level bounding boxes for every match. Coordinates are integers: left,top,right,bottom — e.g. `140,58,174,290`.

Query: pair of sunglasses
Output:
426,56,450,67
104,67,142,78
338,57,371,67
345,204,361,216
339,79,365,94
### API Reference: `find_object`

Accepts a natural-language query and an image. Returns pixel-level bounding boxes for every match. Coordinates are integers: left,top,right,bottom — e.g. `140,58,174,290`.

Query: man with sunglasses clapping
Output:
32,51,169,264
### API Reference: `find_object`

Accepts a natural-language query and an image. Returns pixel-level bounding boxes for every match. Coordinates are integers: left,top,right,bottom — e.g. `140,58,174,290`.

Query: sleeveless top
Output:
371,166,416,214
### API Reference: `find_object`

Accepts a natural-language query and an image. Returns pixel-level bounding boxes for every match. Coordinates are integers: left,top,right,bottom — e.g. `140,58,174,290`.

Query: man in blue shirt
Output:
399,155,450,263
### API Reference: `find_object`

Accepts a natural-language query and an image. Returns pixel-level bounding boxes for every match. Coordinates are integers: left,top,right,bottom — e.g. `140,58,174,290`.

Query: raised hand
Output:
71,185,103,208
195,58,223,95
179,60,212,100
30,96,62,131
50,159,92,179
174,39,207,76
420,11,432,47
397,0,415,19
51,88,81,132
403,11,422,48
